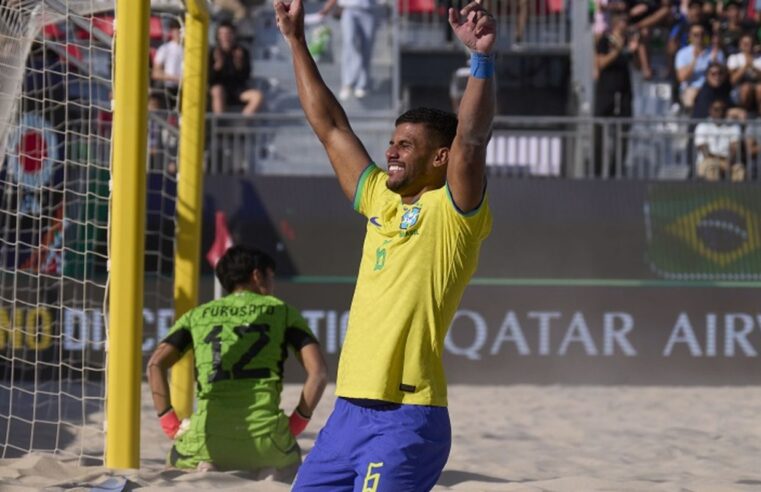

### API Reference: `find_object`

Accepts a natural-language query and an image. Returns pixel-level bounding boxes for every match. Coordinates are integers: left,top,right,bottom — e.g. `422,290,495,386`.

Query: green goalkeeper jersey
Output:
163,290,317,437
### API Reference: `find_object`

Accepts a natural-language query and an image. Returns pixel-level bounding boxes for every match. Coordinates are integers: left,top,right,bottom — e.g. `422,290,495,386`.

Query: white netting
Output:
0,0,183,465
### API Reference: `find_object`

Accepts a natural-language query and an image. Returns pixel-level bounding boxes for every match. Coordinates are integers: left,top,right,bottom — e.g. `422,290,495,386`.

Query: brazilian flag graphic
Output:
645,184,761,280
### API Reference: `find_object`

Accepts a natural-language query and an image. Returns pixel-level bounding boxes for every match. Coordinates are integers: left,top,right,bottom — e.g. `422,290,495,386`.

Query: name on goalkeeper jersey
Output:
200,304,275,318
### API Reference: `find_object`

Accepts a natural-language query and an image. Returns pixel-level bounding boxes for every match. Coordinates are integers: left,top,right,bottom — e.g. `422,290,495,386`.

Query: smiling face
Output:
739,34,753,54
709,99,727,121
217,25,235,50
706,64,725,87
690,24,706,48
385,122,447,200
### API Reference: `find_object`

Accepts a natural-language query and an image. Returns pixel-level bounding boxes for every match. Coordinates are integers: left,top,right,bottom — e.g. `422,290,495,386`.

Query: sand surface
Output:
1,383,760,491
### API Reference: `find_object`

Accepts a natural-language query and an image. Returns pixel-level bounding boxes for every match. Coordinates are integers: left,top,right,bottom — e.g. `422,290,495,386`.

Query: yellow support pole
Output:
170,0,210,420
106,0,150,469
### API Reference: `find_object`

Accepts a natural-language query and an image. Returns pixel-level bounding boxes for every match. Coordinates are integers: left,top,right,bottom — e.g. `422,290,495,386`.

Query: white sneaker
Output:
354,88,367,99
338,86,351,101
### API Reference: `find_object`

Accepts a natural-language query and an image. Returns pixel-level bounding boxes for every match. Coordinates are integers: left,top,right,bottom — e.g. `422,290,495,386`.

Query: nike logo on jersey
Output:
369,216,382,227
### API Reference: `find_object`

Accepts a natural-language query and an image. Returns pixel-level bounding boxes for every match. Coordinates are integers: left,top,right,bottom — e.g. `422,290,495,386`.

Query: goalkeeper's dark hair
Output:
215,245,276,293
395,107,458,149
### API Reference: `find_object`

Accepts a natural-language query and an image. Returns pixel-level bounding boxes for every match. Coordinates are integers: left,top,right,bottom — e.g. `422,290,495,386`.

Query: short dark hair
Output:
167,18,181,31
688,0,703,8
710,99,727,112
395,107,458,148
610,11,628,23
215,245,276,293
707,61,725,73
740,32,755,43
689,22,705,32
217,20,236,33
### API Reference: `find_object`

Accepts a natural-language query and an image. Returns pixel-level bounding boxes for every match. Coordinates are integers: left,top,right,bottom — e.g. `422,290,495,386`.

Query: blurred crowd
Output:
146,4,268,171
150,8,264,115
593,0,761,180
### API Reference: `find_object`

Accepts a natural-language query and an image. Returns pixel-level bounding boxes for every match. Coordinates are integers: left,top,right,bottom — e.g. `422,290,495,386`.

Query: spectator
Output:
148,91,164,170
692,62,733,116
694,98,745,180
148,91,179,173
627,0,676,78
213,0,248,22
511,0,528,47
742,117,761,178
676,22,725,109
152,18,183,109
745,0,761,23
668,1,707,59
209,21,263,114
317,0,382,100
596,13,636,118
594,0,613,40
727,32,761,112
595,12,637,175
703,0,718,18
717,0,750,55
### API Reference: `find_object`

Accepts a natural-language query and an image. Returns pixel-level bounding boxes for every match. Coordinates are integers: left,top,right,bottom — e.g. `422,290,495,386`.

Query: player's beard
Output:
386,173,409,193
386,162,410,193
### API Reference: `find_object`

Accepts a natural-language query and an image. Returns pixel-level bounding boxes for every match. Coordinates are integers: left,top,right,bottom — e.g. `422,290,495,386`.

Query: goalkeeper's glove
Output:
289,407,311,437
159,407,181,439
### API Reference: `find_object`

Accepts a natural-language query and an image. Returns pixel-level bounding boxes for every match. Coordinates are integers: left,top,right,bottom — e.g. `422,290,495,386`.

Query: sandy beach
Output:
1,383,760,491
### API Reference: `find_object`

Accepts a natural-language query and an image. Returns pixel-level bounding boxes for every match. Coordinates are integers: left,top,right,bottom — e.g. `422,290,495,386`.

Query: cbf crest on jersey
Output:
400,206,421,230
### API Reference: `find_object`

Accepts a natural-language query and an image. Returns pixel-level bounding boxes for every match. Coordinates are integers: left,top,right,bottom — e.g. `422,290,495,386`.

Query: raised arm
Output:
446,0,497,212
274,0,372,201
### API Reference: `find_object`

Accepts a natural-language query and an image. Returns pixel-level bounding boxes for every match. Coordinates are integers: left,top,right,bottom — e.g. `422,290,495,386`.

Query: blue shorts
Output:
292,397,451,492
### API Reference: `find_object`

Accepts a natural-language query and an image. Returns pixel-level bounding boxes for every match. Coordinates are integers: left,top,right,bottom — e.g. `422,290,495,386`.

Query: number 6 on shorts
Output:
362,462,384,492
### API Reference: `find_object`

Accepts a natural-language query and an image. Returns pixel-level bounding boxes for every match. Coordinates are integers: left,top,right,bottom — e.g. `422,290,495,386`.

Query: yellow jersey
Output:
335,164,492,406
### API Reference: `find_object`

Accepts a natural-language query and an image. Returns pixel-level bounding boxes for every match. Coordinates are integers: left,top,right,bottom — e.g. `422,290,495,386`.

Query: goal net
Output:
0,0,184,465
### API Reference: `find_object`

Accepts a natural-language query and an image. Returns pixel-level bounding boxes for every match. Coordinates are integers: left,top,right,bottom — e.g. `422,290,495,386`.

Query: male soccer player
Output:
147,246,328,479
274,0,496,489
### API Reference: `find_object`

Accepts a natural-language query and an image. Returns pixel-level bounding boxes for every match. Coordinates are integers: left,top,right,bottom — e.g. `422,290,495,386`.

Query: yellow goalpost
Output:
107,0,208,468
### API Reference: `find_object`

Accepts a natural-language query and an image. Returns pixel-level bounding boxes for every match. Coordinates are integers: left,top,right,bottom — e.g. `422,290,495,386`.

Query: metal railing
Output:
204,113,761,182
395,0,570,51
205,112,394,176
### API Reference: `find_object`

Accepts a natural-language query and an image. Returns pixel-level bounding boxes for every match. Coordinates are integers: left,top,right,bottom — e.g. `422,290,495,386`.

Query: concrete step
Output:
249,5,395,114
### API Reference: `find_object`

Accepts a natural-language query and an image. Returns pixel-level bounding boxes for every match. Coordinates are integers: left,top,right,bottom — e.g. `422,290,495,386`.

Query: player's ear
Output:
252,268,263,288
433,146,449,168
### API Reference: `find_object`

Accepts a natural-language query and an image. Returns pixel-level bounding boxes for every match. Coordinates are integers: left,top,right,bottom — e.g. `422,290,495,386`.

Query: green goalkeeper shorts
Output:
168,412,301,471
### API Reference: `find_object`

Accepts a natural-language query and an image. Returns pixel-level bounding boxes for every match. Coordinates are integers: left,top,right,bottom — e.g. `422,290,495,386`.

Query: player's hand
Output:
627,32,640,53
212,48,224,71
274,0,305,43
233,47,246,69
159,407,181,439
448,0,496,55
288,408,310,436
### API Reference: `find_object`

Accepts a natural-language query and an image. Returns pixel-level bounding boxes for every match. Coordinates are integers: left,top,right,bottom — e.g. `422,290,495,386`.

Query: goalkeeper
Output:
147,246,328,479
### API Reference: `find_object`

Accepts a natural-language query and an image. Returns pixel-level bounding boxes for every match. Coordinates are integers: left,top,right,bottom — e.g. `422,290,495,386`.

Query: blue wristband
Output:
470,52,495,79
